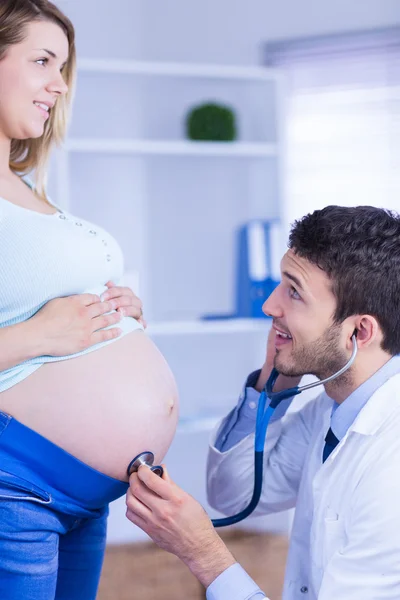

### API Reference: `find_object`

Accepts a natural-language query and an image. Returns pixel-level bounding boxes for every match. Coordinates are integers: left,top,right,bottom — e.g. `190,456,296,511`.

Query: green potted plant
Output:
186,102,237,141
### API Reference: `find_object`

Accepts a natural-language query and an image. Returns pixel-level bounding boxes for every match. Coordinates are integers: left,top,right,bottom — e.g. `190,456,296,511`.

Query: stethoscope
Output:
127,333,358,529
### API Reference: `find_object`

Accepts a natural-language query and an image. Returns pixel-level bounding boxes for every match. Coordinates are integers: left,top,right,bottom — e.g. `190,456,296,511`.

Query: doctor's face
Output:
262,249,348,379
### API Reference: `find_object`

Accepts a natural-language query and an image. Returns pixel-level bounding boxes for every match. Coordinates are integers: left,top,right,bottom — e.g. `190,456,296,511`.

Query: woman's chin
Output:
29,128,45,139
16,124,45,140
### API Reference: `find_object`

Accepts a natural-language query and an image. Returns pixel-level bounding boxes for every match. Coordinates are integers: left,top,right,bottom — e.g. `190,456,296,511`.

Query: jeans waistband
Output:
0,412,128,512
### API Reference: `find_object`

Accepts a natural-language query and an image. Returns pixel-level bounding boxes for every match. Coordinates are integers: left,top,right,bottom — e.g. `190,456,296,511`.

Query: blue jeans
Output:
0,411,129,600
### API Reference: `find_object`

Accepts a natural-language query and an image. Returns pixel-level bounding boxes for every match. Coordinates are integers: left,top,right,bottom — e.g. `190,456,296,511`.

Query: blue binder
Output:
203,219,281,320
235,220,280,319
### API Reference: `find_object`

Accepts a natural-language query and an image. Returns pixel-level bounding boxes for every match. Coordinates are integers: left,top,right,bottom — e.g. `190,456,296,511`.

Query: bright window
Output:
268,30,400,226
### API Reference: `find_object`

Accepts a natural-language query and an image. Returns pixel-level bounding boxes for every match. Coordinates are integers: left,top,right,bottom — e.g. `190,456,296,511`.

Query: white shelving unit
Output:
76,57,283,80
49,57,288,542
146,318,269,336
52,57,285,321
66,138,278,157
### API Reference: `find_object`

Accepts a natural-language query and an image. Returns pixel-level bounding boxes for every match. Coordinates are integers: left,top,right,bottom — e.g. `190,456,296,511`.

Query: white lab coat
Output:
207,374,400,600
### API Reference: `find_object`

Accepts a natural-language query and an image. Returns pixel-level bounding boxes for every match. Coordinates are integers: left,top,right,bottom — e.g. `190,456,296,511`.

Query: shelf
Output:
146,318,271,336
177,416,222,433
65,139,278,157
77,58,282,82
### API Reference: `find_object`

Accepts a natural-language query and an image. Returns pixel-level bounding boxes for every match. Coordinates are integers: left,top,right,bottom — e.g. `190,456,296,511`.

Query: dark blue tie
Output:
322,427,340,463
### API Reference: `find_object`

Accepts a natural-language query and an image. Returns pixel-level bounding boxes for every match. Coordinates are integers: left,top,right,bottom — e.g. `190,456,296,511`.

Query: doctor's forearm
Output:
184,534,236,589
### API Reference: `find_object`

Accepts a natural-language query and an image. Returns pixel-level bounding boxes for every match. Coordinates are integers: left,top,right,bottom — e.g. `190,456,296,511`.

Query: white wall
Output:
55,0,144,59
58,0,400,64
138,0,400,64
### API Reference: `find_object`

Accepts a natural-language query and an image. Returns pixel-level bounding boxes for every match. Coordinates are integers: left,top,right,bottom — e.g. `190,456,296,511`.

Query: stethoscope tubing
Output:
211,335,358,527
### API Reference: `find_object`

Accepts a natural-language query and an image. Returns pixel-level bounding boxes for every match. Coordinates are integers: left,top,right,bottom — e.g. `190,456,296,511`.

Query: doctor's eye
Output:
289,286,301,300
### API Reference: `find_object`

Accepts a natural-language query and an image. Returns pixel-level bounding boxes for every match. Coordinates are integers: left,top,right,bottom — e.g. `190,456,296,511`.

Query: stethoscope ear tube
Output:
211,450,265,527
211,394,275,527
211,334,358,528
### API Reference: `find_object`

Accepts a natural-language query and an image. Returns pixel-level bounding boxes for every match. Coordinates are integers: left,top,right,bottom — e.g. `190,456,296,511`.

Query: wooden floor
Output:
97,531,289,600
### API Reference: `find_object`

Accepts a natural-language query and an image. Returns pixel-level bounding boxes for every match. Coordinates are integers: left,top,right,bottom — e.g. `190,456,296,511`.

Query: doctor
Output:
126,205,400,599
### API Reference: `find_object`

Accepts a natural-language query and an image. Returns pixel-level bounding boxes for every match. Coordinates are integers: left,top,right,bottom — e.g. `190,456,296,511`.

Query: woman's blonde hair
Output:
0,0,76,201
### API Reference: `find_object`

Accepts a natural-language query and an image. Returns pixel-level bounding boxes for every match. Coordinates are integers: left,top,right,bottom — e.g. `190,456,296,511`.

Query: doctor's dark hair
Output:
288,205,400,355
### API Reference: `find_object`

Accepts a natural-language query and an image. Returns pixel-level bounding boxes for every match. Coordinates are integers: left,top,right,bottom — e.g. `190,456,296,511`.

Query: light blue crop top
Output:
0,182,143,393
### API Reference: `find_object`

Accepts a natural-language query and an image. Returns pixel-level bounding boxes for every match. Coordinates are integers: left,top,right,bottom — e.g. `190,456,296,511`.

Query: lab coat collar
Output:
345,373,400,436
316,374,400,473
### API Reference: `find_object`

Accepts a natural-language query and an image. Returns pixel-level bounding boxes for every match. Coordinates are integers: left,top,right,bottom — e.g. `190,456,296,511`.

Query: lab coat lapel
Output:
349,373,400,435
316,373,400,474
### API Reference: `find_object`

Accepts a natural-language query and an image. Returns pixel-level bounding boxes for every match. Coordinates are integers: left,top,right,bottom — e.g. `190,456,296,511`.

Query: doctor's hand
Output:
101,281,146,328
126,466,236,589
255,325,302,392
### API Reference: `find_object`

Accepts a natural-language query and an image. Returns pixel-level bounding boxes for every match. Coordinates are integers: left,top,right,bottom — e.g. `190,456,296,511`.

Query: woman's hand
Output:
101,281,146,328
30,293,123,357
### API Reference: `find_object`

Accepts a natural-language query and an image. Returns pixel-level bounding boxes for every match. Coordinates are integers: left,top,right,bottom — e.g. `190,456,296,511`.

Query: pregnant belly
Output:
0,330,179,481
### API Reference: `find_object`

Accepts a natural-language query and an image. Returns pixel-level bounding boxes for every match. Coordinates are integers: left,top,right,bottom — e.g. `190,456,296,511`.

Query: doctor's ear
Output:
351,316,380,348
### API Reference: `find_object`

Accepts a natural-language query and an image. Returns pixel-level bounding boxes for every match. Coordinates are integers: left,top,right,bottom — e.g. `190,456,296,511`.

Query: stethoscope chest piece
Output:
127,451,164,478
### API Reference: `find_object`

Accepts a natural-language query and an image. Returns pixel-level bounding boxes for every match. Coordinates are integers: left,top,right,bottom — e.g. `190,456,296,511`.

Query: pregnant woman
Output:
0,2,179,599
